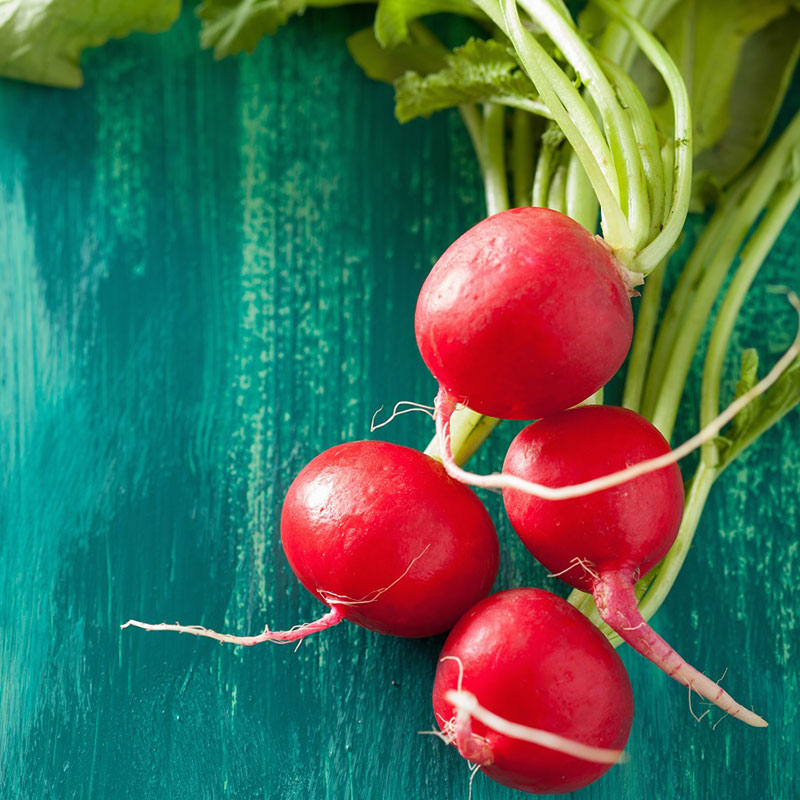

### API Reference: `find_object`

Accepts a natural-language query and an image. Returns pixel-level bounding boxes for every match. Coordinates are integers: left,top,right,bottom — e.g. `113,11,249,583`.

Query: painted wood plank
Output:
0,10,797,800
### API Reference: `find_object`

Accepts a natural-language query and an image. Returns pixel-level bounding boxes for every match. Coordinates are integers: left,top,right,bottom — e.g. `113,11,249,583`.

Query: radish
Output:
502,405,766,727
415,207,635,420
123,440,499,642
432,588,633,794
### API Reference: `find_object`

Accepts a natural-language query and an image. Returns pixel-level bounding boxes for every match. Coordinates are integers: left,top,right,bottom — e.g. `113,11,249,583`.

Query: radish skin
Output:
124,440,500,643
502,406,767,727
415,207,634,420
433,588,633,794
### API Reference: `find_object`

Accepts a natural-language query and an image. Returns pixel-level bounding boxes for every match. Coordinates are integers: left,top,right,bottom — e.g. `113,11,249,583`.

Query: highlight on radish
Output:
123,440,499,643
502,405,766,727
431,588,633,795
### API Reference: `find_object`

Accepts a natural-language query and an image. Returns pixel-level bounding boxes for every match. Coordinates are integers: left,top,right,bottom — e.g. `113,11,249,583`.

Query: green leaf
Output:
728,348,761,439
638,0,800,206
346,26,448,84
692,10,800,196
655,0,789,148
720,351,800,470
197,0,308,58
394,37,538,123
0,0,180,88
374,0,484,47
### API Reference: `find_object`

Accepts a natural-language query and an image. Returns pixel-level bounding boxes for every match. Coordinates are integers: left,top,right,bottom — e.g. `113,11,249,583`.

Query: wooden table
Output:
1,9,798,799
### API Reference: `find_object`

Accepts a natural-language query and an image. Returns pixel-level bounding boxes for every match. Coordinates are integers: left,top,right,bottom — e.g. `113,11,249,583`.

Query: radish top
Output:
415,207,634,420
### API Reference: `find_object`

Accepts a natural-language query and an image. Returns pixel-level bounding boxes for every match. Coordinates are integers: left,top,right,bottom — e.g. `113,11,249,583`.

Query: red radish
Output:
502,405,766,727
433,588,633,795
415,207,634,420
123,440,499,642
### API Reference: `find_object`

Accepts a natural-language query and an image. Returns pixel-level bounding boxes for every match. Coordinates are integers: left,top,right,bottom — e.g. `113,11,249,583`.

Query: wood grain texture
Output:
0,10,798,800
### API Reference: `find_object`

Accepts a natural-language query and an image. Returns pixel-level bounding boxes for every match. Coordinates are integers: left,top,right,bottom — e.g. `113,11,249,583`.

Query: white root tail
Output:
370,401,435,432
122,547,433,645
592,569,767,728
120,606,343,645
436,291,800,499
444,690,627,765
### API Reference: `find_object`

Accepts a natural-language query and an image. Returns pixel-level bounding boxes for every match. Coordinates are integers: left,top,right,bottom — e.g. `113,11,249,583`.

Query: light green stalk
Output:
512,109,536,207
649,112,800,440
518,0,651,249
591,0,692,274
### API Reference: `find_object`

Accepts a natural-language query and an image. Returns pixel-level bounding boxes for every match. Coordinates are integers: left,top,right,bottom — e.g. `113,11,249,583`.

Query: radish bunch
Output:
125,199,791,794
423,205,770,702
121,0,800,794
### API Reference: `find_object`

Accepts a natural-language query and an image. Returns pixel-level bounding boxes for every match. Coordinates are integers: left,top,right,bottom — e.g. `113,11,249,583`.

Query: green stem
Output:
605,0,675,72
494,0,635,253
565,151,598,231
483,103,509,215
458,105,486,175
512,109,536,207
490,95,553,119
630,462,718,631
597,0,646,65
518,0,650,250
700,173,800,466
621,255,667,412
649,112,800,439
424,409,502,466
532,125,562,207
597,50,664,240
547,157,568,214
639,178,750,422
592,0,692,274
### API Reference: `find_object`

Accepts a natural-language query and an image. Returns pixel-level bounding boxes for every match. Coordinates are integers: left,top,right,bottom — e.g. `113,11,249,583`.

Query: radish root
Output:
370,401,435,432
122,547,433,645
443,689,627,765
435,291,800,499
120,606,343,645
318,545,431,607
435,655,495,764
592,569,767,727
547,556,599,581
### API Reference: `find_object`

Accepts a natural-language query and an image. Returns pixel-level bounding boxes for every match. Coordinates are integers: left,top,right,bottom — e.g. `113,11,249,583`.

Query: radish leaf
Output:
395,37,542,123
720,350,800,469
346,26,448,84
0,0,180,87
374,0,484,47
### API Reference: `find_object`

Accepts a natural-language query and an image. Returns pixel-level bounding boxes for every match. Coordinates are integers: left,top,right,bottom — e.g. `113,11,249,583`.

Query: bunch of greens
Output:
5,0,798,646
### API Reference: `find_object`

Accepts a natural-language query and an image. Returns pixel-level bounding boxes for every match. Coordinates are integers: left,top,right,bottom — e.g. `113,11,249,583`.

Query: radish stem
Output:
592,570,767,727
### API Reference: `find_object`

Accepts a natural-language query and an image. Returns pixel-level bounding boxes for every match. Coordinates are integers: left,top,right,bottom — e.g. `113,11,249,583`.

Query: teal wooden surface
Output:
1,10,798,800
